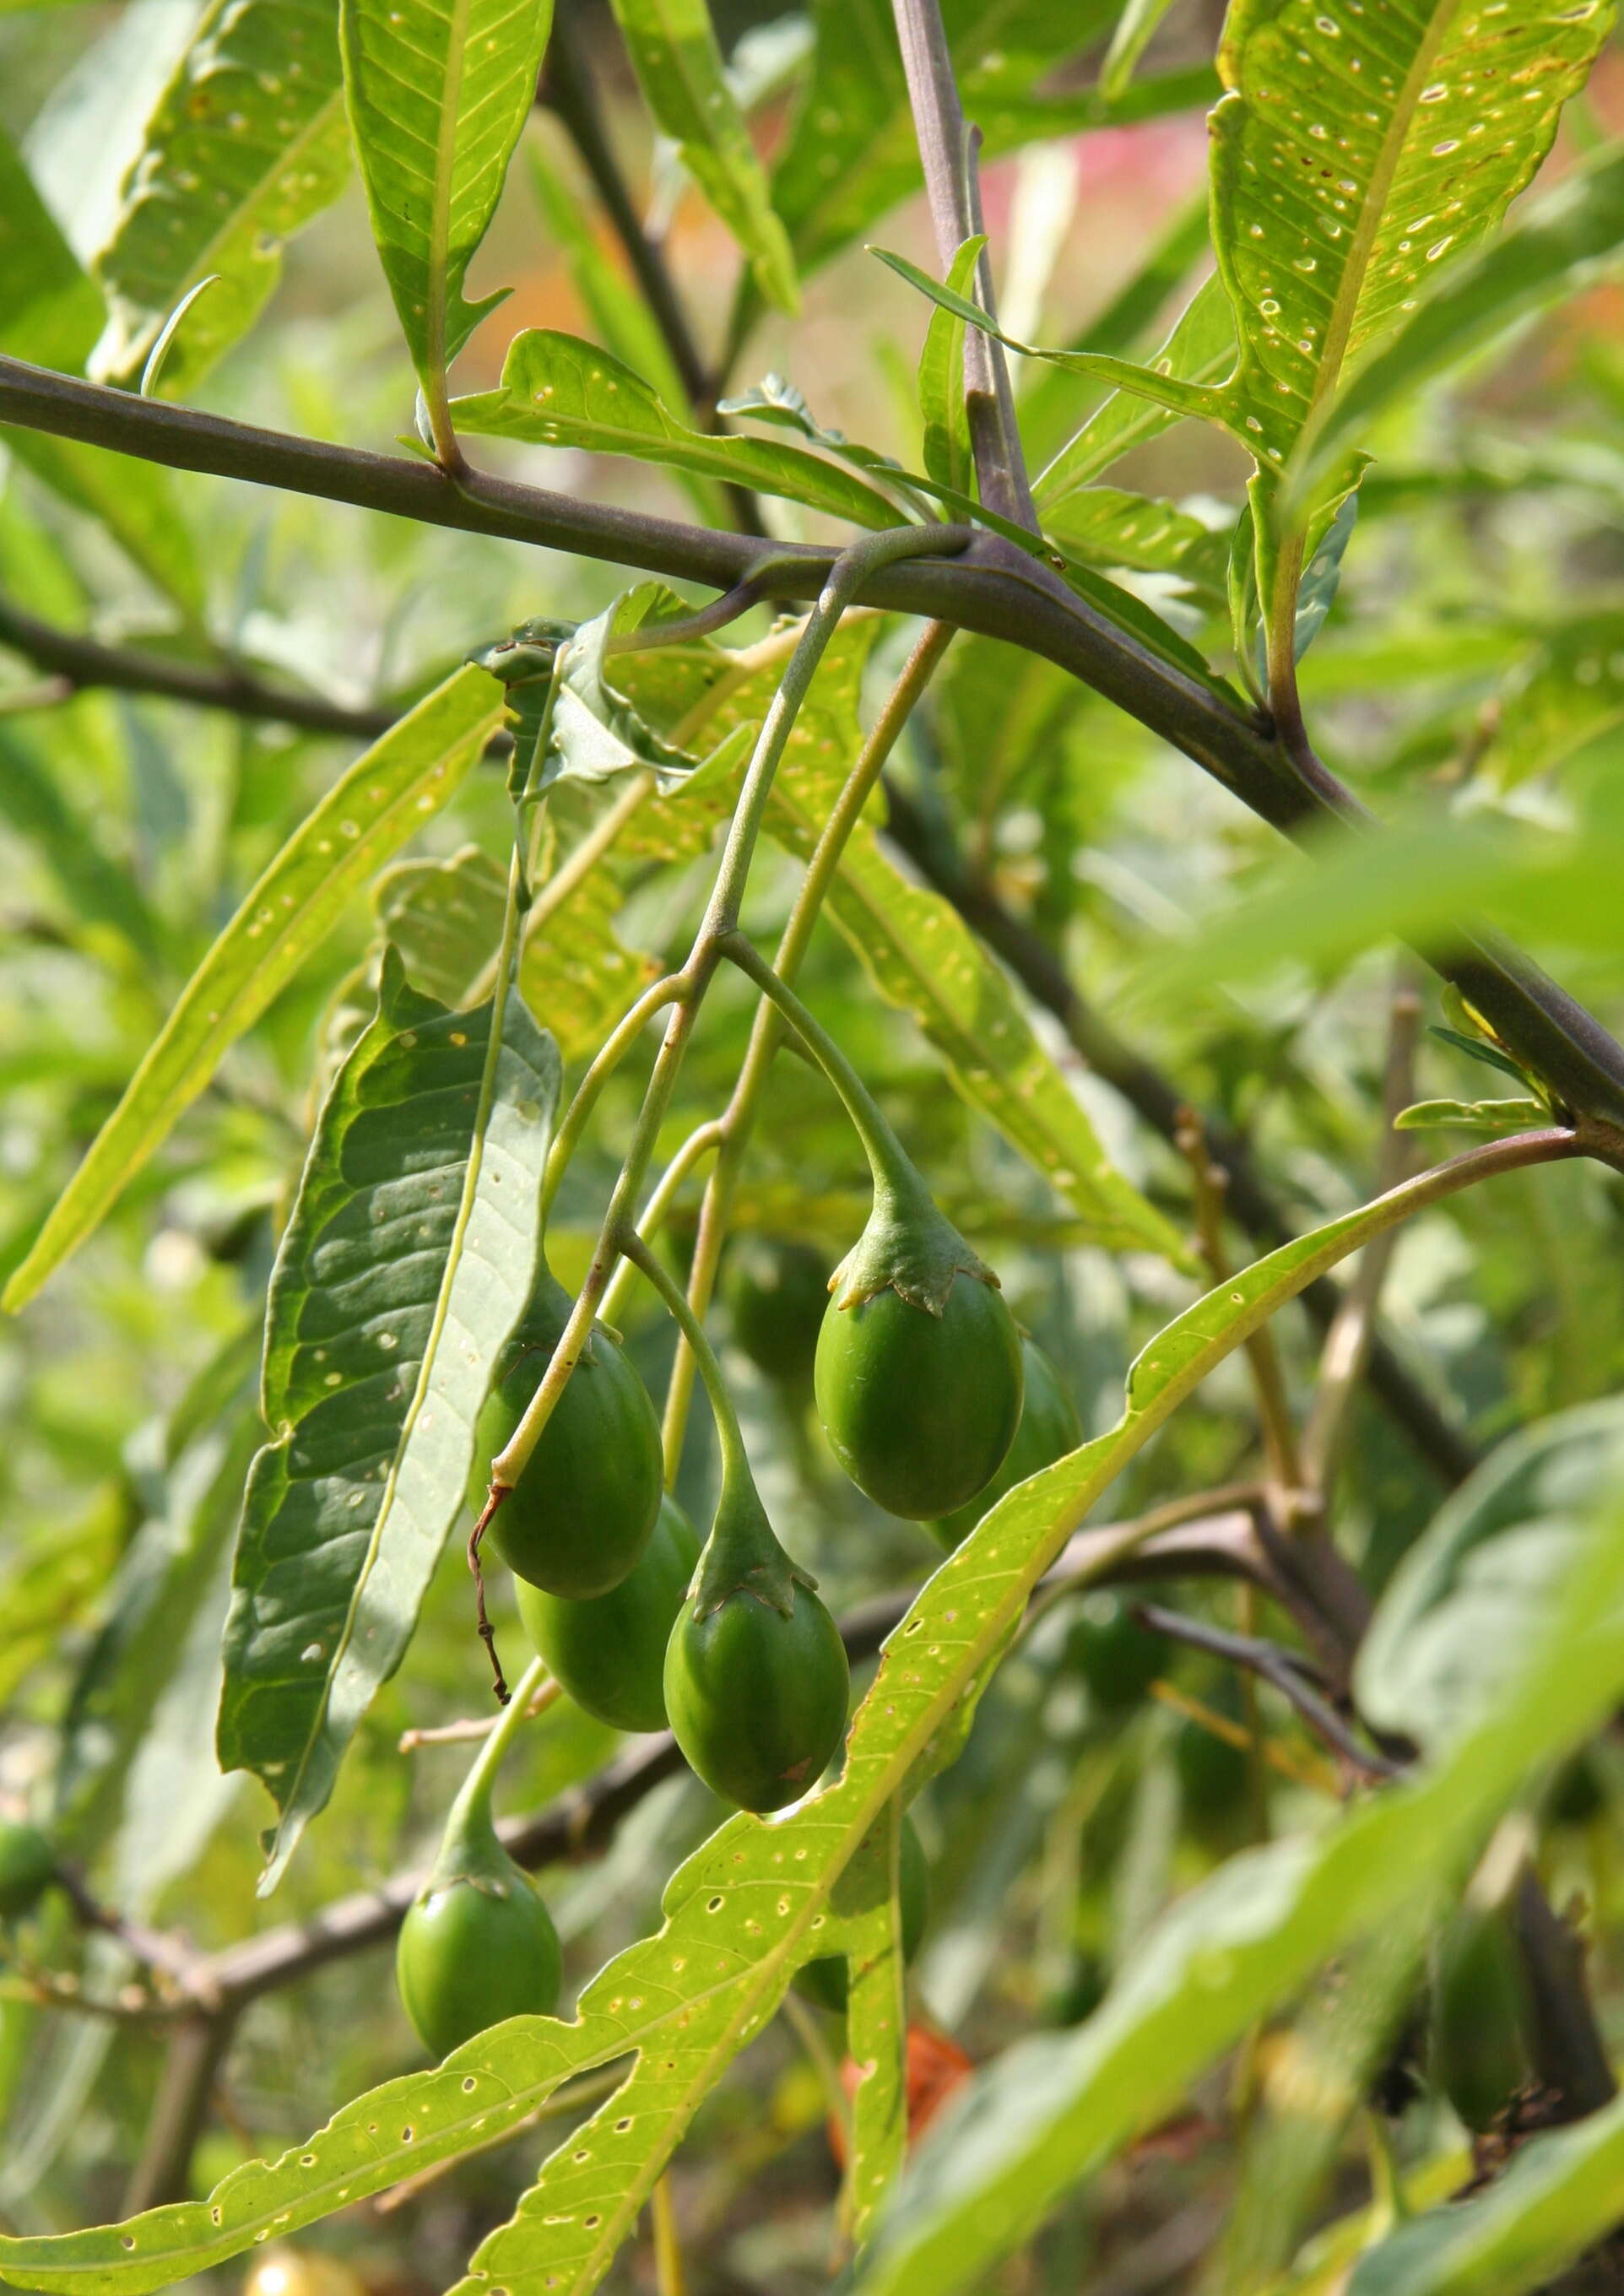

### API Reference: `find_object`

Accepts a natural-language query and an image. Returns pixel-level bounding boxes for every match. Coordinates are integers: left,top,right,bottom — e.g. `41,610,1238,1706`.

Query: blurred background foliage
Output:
3,0,1624,2288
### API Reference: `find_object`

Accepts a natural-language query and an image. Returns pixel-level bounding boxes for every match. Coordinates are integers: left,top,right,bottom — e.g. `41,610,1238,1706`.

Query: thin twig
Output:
1148,1681,1337,1796
1301,978,1423,1492
398,1676,560,1752
1133,1604,1405,1783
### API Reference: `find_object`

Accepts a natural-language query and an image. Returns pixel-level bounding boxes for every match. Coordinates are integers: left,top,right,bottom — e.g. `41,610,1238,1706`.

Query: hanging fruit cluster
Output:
391,573,1118,2063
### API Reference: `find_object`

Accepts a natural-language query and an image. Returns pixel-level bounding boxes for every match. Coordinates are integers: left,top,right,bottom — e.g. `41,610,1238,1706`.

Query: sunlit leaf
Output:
342,0,553,400
90,0,351,393
918,236,986,500
452,331,905,526
1032,272,1235,506
1345,2088,1624,2296
609,0,798,312
219,951,560,1887
1,667,503,1312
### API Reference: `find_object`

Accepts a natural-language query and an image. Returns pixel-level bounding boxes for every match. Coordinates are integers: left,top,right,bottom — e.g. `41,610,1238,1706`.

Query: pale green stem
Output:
718,931,915,1196
620,1233,750,1489
660,620,956,1466
598,1119,725,1338
539,972,690,1221
484,529,965,1498
451,1654,551,1828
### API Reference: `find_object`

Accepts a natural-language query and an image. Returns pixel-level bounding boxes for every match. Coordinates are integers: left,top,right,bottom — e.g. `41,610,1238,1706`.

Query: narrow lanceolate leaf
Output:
452,332,903,527
918,237,985,499
90,0,350,393
219,952,560,1889
0,130,203,613
1293,140,1624,506
1208,0,1616,485
2,668,502,1313
0,1156,1594,2296
609,0,798,312
341,0,554,394
1042,485,1228,593
1345,2088,1624,2296
1033,273,1235,507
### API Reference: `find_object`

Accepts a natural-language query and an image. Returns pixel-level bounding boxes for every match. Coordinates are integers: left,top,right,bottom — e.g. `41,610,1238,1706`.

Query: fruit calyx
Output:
420,1776,522,1905
690,1464,815,1623
828,1171,998,1319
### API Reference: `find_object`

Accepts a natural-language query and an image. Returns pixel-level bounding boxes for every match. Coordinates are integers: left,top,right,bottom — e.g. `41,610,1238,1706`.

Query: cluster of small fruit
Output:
395,1180,1087,2060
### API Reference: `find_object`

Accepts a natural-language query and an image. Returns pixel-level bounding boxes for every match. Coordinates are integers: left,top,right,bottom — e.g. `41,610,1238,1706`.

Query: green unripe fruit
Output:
723,1237,829,1392
396,1811,561,2060
1432,1905,1530,2133
1068,1595,1169,1714
515,1494,701,1734
928,1336,1081,1549
0,1821,55,1919
664,1468,849,1813
474,1265,663,1599
816,1272,1023,1521
794,1817,929,2013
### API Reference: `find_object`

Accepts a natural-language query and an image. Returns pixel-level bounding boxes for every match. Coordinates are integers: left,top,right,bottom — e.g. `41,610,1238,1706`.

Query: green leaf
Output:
1249,490,1360,684
1,666,503,1313
1356,1400,1624,1753
1207,0,1616,485
844,1804,911,2247
852,1482,1624,2296
1394,1097,1550,1133
918,236,986,498
1292,141,1624,511
341,0,554,396
872,244,1228,435
716,372,932,517
1345,2087,1624,2296
452,331,905,527
1098,0,1180,101
0,128,203,613
1042,485,1230,593
1033,272,1235,507
89,0,351,393
219,950,560,1887
608,0,798,312
377,842,662,1063
551,585,758,789
0,1138,1539,2296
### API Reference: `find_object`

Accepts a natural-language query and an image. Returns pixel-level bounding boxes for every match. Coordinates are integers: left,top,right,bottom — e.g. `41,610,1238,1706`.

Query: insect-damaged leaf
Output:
218,952,559,1888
